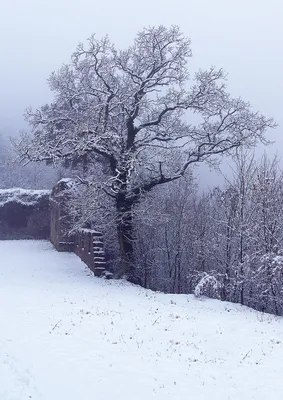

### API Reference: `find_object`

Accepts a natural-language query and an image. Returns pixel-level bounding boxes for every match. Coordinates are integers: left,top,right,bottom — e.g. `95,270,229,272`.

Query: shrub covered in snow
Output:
194,272,222,299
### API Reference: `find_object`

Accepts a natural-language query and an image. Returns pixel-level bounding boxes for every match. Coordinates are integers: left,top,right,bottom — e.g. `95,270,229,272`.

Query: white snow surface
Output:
1,240,283,400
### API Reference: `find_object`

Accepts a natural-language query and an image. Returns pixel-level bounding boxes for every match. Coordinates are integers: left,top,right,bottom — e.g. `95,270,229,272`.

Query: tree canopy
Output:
17,25,275,277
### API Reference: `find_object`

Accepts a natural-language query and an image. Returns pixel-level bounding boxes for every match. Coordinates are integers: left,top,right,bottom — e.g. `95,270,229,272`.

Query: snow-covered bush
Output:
194,272,222,299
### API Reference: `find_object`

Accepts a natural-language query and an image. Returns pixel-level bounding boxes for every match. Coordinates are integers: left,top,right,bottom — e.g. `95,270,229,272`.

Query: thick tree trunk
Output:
116,194,138,282
117,212,134,276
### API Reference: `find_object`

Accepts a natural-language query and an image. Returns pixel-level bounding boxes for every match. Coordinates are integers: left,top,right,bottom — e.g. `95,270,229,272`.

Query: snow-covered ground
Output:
1,241,283,400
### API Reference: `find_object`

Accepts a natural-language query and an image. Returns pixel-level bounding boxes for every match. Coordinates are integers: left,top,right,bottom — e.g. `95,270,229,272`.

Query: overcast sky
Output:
0,0,282,183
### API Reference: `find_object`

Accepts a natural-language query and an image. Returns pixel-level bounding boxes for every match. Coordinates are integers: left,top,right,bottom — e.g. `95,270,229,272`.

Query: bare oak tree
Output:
17,25,275,278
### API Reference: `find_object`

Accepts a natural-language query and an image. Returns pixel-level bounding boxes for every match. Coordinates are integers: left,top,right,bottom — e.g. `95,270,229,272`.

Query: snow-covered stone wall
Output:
50,179,76,252
74,229,107,277
0,188,50,239
49,179,108,275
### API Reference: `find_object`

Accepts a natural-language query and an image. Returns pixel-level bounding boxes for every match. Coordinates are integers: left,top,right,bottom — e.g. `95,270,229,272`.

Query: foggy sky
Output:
0,0,282,184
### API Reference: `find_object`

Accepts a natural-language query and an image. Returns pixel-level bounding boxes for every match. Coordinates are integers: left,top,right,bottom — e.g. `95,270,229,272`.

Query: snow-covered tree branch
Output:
16,25,275,278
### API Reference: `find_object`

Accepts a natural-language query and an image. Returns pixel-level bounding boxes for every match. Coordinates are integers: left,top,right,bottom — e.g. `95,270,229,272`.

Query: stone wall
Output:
0,189,50,240
0,183,109,277
74,229,107,277
50,179,75,251
49,179,108,276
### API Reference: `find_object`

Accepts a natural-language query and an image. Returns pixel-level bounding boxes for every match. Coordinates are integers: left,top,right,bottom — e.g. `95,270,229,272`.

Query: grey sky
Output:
0,0,282,180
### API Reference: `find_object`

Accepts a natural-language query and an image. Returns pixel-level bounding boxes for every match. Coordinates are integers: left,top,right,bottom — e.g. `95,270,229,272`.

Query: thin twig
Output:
50,319,62,332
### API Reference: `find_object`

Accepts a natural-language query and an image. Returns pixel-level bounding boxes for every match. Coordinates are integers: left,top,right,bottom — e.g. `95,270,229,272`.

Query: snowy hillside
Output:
1,241,283,400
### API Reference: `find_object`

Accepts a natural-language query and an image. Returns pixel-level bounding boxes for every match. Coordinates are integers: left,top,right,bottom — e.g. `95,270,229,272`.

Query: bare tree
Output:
204,153,283,314
16,25,275,278
135,175,197,292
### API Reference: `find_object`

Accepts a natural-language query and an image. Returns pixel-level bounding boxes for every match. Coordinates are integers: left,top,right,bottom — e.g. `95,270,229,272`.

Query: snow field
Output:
0,240,283,400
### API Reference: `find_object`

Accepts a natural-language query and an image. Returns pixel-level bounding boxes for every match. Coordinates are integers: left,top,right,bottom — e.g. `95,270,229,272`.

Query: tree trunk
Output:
116,195,138,282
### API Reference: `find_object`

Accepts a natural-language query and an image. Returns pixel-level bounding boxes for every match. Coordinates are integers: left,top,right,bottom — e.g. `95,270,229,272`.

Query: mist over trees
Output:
12,25,283,315
0,135,64,189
